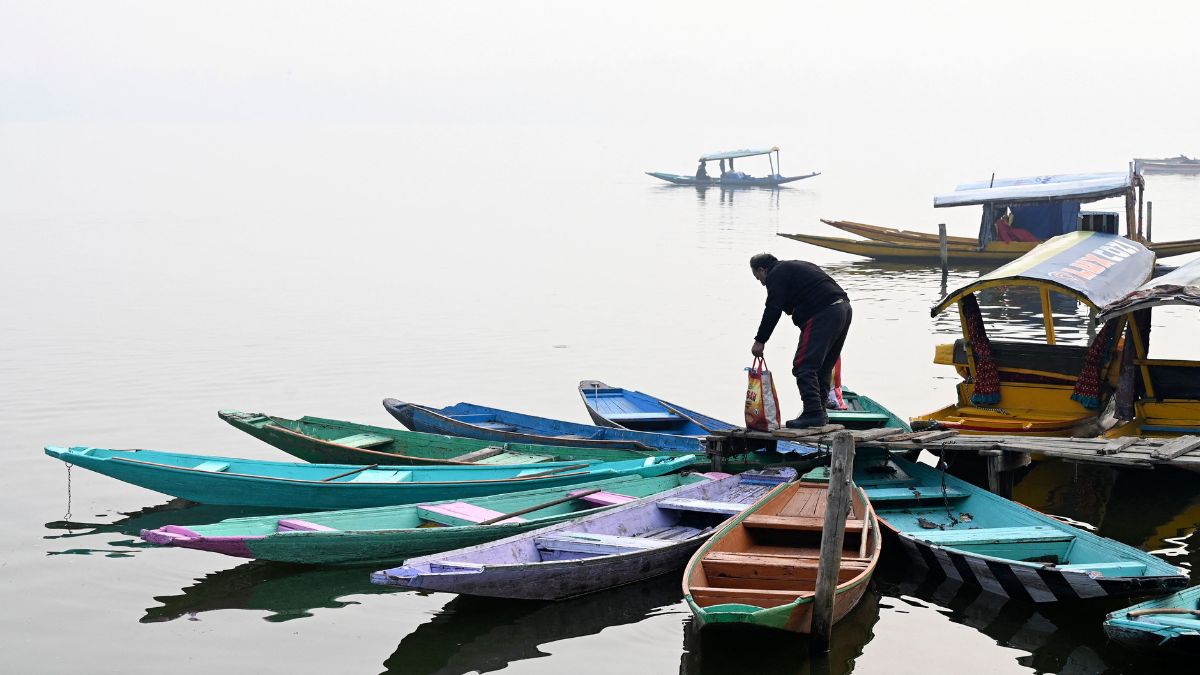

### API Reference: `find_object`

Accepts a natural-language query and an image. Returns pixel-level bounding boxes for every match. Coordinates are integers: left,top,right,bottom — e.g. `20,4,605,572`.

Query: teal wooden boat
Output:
804,450,1187,602
43,446,695,510
219,409,666,466
1104,585,1200,654
140,473,710,564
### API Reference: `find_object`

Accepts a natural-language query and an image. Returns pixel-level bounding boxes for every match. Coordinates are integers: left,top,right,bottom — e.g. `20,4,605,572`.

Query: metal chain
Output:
63,463,73,521
937,457,956,525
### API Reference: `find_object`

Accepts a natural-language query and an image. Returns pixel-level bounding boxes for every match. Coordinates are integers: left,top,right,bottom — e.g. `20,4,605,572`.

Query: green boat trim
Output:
219,409,685,466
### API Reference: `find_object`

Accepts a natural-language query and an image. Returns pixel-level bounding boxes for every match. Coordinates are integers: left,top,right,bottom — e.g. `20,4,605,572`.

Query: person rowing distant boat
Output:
749,253,852,428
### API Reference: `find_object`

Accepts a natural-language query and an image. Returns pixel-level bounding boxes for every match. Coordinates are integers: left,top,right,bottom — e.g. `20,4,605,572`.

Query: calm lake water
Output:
4,5,1200,673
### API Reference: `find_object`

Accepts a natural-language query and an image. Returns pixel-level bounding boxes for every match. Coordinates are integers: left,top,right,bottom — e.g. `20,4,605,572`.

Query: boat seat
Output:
702,552,867,584
866,486,969,503
473,422,519,432
534,531,673,556
1055,562,1147,576
829,412,891,424
193,461,230,472
606,412,684,423
657,498,752,515
688,585,812,608
329,433,393,449
416,502,526,526
1146,364,1200,399
276,518,338,533
743,514,864,534
348,470,412,483
448,447,510,463
952,339,1087,378
569,490,638,506
906,525,1074,546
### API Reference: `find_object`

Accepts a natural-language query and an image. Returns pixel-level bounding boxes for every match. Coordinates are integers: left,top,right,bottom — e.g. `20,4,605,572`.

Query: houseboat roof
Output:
934,171,1133,208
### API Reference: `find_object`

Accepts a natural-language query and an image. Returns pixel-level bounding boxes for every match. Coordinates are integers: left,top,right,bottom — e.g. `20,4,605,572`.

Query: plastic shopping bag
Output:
745,357,781,431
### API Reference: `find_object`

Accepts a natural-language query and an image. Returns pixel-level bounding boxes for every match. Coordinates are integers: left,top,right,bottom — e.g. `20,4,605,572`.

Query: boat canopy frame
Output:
1095,257,1200,403
698,147,782,176
932,231,1155,346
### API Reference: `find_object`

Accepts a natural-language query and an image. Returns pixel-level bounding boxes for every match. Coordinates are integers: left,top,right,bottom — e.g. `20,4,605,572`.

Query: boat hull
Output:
1104,585,1200,655
684,481,880,634
44,446,694,510
373,471,795,600
219,410,656,466
848,454,1188,602
139,474,705,565
646,171,819,187
784,229,1200,262
383,399,702,454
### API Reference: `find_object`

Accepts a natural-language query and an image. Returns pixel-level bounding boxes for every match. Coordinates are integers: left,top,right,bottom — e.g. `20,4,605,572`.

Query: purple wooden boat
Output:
370,467,796,600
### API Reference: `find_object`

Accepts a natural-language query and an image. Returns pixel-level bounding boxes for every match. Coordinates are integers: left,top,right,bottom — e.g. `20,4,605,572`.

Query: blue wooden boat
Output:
647,147,819,187
371,468,796,600
803,450,1187,602
578,380,907,456
1104,585,1200,654
139,473,709,565
382,399,702,454
43,446,695,510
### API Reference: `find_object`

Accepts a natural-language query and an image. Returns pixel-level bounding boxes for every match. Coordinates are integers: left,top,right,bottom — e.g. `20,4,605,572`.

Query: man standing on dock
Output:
749,253,852,429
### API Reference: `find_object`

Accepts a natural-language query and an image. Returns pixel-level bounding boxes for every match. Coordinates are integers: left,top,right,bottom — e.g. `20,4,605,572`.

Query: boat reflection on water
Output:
142,561,397,623
43,499,284,555
679,586,880,675
875,565,1116,673
380,575,686,675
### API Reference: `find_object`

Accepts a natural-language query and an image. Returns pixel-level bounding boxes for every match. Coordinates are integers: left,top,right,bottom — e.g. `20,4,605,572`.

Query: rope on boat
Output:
63,462,73,521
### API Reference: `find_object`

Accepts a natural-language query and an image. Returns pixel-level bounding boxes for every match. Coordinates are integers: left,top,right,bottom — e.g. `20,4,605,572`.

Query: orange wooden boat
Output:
683,480,879,633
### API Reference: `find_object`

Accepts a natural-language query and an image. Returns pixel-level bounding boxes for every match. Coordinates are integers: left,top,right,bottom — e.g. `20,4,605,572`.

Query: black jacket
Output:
754,260,848,343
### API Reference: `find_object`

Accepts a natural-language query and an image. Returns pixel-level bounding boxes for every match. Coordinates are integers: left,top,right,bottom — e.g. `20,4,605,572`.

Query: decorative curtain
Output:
961,294,1000,405
1071,320,1120,409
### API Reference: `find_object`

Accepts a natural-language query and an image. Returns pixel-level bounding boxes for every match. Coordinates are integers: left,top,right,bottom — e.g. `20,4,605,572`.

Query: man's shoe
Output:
785,412,828,429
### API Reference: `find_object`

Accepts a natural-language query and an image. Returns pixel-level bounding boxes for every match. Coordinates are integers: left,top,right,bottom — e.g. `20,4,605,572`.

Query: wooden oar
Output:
476,489,603,525
516,463,592,479
320,464,379,482
1128,608,1200,617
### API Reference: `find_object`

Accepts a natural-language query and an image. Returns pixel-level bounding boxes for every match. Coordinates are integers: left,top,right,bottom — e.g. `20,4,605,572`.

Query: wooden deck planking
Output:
709,427,1200,471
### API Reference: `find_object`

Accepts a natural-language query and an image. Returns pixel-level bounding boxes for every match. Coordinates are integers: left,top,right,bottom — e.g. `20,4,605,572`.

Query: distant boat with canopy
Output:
646,147,819,187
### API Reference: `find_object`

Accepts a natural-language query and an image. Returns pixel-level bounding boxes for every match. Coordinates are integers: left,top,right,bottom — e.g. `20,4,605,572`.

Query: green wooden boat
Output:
140,473,711,565
43,446,696,509
218,409,675,466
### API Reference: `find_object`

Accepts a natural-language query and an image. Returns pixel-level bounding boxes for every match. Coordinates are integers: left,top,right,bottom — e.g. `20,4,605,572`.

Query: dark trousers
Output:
791,301,852,415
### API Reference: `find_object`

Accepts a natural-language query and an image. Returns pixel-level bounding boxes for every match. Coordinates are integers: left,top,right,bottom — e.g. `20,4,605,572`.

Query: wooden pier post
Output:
1147,201,1153,242
811,431,855,652
938,223,949,275
982,449,1028,499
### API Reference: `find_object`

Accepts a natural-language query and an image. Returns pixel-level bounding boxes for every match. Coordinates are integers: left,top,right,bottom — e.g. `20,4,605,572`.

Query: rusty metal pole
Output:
811,431,855,651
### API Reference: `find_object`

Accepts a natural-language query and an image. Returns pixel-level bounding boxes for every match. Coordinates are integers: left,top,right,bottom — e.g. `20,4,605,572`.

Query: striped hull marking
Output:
899,535,1125,603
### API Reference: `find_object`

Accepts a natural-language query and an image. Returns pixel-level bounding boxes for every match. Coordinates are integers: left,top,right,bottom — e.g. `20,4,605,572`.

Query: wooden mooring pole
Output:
938,223,949,275
811,431,855,652
1147,201,1153,242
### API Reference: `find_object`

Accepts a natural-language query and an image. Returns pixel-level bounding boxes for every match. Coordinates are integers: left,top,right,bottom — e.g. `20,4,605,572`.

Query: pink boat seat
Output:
417,502,527,526
568,490,637,507
276,518,338,533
